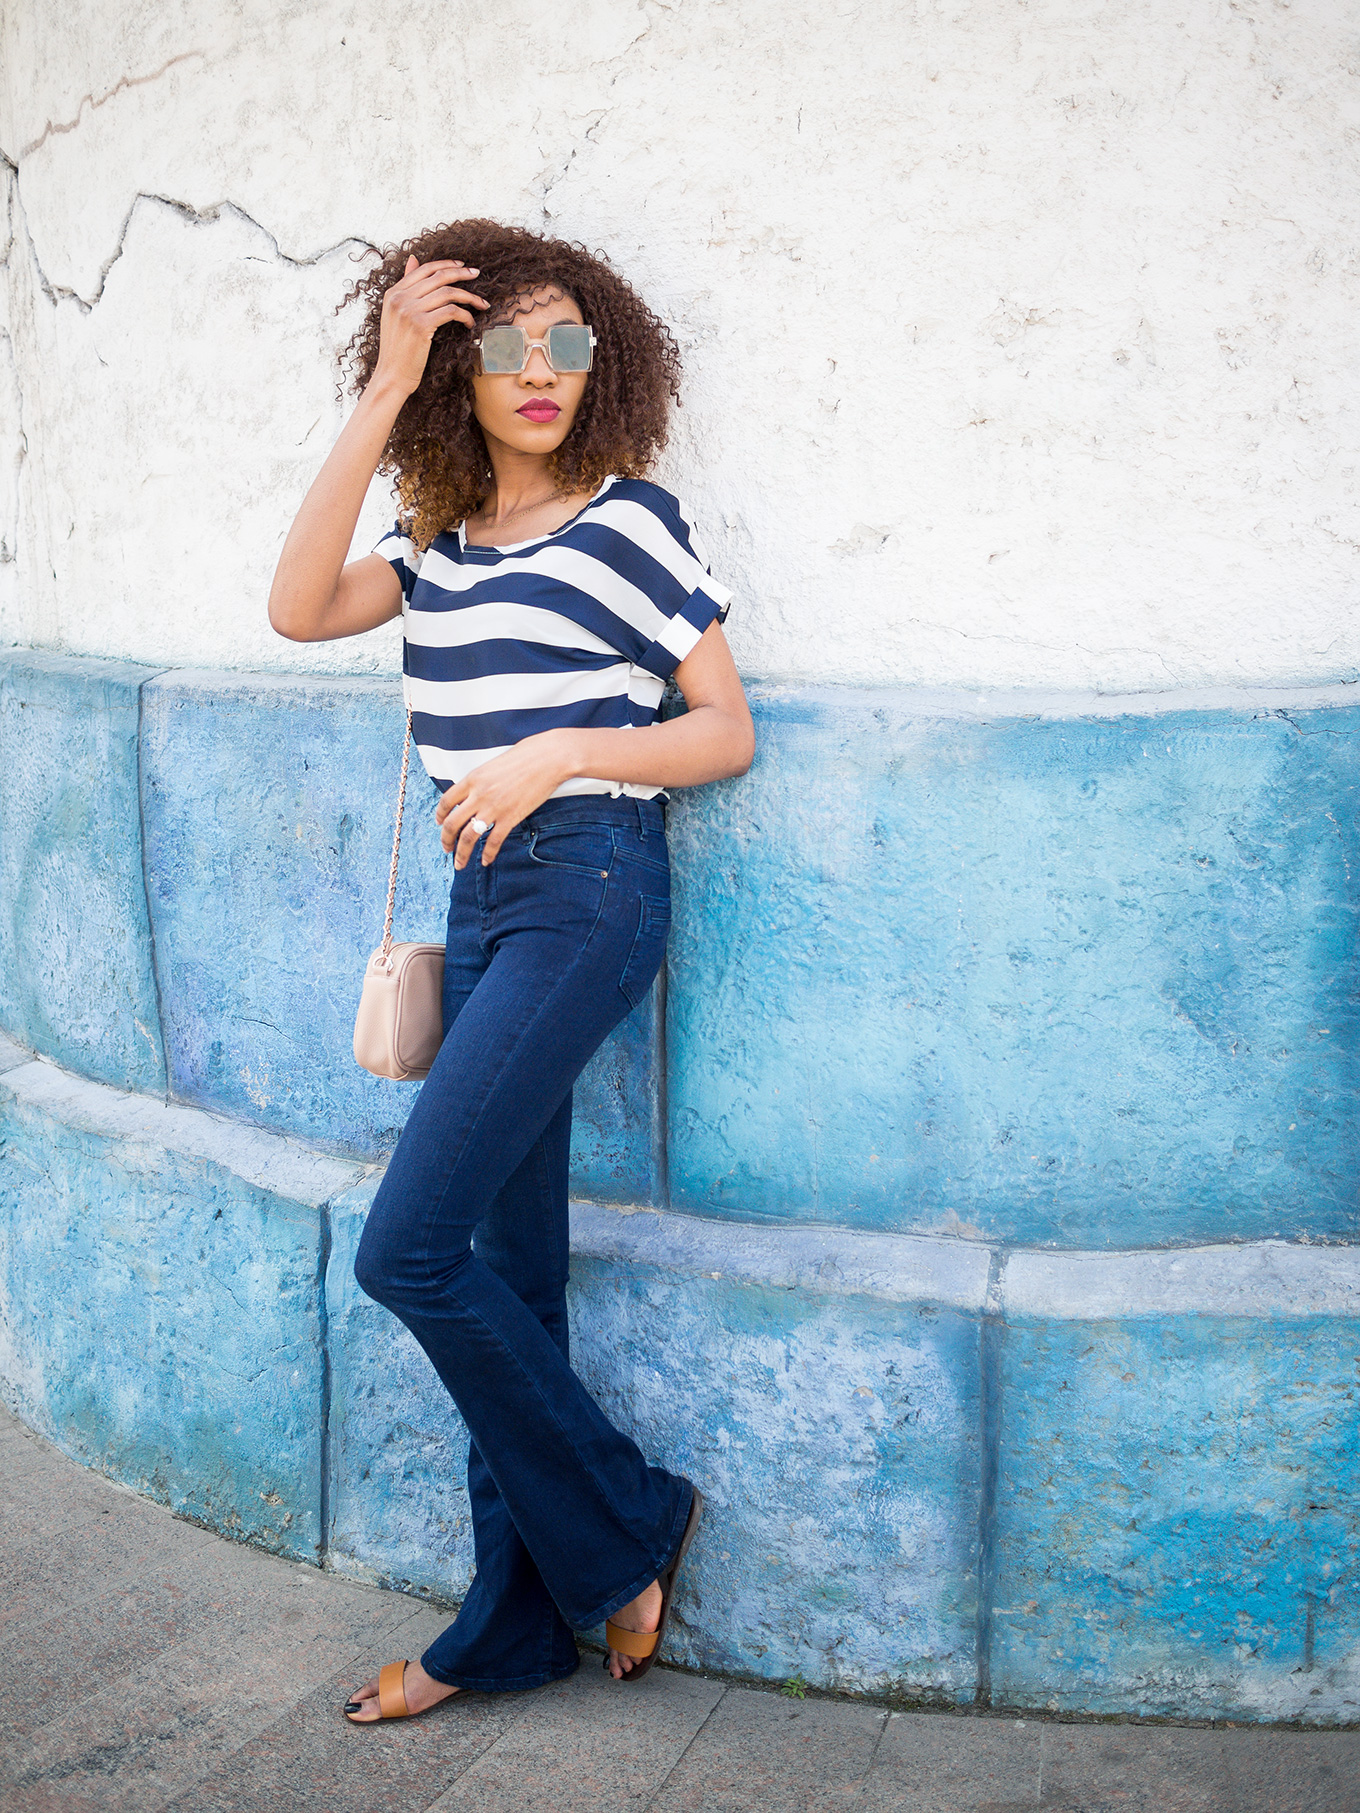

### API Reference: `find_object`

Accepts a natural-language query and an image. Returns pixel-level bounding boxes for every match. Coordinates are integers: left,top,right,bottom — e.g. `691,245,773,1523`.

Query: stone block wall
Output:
666,688,1360,1243
1,644,1357,1721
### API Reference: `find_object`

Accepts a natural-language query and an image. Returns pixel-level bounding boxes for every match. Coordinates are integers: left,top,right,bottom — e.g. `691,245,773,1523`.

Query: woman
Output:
268,219,754,1720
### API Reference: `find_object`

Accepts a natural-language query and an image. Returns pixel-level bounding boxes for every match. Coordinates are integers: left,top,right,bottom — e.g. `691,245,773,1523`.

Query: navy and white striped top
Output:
373,475,733,800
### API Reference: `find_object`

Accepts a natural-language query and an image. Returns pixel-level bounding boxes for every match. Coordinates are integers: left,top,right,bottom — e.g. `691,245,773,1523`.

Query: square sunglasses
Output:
473,322,597,375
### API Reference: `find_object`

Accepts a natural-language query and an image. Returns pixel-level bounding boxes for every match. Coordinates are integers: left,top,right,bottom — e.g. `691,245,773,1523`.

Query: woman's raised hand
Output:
373,254,490,398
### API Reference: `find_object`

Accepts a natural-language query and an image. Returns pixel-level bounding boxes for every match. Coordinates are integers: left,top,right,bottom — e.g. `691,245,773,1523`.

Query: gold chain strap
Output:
375,706,414,974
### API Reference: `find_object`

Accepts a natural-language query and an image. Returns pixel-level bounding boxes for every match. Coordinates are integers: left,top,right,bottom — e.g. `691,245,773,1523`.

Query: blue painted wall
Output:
567,1261,981,1700
991,1315,1360,1722
667,687,1360,1246
0,651,166,1093
7,654,1351,1238
2,650,1358,1721
0,1074,325,1557
139,670,456,1154
324,1170,477,1603
7,1047,1357,1717
136,667,656,1197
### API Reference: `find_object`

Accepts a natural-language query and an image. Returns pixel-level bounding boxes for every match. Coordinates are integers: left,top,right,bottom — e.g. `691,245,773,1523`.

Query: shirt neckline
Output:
457,474,618,555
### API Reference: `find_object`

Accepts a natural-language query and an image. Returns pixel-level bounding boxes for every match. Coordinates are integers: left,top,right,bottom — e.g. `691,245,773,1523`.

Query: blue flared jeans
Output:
353,793,693,1691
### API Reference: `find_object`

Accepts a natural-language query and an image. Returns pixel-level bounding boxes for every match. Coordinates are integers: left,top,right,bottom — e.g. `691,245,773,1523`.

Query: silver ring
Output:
469,817,490,837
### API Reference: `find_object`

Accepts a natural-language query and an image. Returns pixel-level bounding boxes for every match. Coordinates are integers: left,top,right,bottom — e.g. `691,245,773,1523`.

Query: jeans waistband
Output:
523,794,665,835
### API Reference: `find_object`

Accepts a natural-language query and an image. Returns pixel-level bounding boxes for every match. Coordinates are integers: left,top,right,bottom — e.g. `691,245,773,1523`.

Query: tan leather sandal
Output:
343,1659,420,1722
604,1483,704,1685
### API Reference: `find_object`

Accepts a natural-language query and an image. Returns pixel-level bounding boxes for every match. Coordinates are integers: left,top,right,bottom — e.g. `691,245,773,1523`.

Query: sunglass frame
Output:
473,323,597,376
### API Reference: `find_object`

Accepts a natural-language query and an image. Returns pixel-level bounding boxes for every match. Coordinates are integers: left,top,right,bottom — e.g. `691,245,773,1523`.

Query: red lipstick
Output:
517,400,561,422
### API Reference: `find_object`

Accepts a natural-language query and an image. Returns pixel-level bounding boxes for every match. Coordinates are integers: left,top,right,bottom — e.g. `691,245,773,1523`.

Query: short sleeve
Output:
606,486,733,682
668,503,731,626
372,520,421,603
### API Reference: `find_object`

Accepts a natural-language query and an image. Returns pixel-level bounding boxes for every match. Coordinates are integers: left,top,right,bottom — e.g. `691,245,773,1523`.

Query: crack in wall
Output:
535,112,609,226
0,156,376,619
10,179,376,314
18,51,208,159
0,320,23,566
0,164,27,573
529,0,662,225
903,612,1072,659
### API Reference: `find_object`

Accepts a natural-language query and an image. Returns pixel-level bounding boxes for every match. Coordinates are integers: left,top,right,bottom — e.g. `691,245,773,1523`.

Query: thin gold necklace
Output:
479,487,567,529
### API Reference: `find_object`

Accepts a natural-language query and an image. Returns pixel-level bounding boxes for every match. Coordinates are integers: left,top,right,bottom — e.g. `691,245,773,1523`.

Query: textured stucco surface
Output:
135,665,656,1192
9,651,1352,1239
568,1260,982,1701
1005,1239,1360,1322
3,1043,1359,1715
0,1059,344,1558
572,1202,1360,1324
2,1,1359,691
324,1171,478,1606
0,648,166,1091
992,1317,1360,1723
667,684,1360,1244
7,1044,1360,1715
2,0,1358,1724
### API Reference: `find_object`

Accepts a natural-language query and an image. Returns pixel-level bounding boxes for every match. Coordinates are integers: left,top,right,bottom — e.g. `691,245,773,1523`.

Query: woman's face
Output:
469,286,590,457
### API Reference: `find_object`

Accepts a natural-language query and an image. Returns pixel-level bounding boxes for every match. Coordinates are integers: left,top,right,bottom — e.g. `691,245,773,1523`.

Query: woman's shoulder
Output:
599,475,686,520
378,516,456,565
588,477,726,610
592,477,704,552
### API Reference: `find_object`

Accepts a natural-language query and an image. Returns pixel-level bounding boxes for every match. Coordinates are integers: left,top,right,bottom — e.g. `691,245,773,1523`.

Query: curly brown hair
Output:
336,220,682,551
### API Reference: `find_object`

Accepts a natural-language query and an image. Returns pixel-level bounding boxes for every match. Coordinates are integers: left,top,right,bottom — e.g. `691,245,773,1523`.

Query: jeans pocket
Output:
619,894,672,1009
527,824,616,876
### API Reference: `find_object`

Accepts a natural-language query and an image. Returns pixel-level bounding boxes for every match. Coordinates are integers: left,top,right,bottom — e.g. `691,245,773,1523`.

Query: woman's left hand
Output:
435,731,576,867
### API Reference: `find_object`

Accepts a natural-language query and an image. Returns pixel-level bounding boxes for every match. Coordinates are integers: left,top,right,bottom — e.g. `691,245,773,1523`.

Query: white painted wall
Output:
1,0,1356,693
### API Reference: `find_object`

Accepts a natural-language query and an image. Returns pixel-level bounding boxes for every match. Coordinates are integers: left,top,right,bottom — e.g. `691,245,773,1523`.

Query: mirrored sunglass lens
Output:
479,327,525,372
548,325,592,371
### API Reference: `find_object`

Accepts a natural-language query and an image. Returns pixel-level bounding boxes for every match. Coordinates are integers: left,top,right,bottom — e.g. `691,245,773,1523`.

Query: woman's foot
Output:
343,1659,460,1721
604,1578,662,1680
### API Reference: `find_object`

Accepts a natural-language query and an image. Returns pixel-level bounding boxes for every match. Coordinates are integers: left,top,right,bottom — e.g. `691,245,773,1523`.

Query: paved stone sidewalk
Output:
2,1407,1357,1812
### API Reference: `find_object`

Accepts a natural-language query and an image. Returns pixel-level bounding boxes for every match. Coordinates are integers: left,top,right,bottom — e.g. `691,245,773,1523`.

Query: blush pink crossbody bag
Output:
352,707,445,1081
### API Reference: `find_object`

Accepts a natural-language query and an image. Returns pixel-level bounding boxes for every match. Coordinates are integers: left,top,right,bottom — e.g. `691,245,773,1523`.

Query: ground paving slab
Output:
2,1406,1357,1812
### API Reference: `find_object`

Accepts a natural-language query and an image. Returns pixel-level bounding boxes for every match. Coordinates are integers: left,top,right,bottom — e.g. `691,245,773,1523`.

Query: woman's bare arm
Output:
268,257,488,642
267,379,407,642
553,621,755,790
